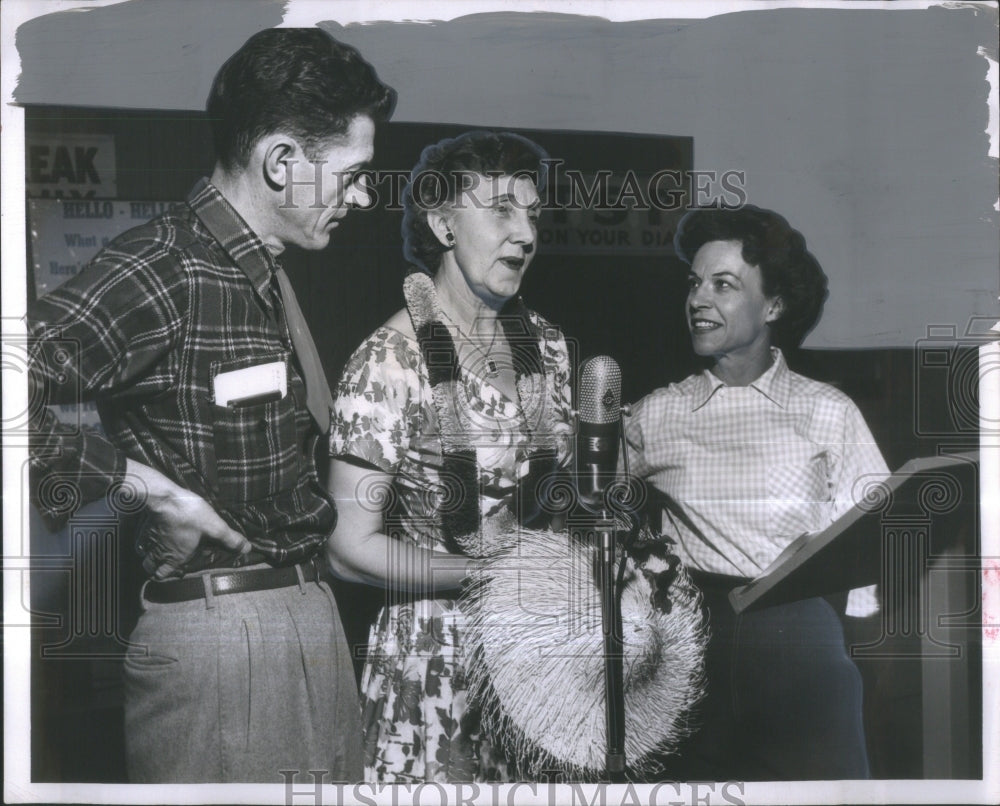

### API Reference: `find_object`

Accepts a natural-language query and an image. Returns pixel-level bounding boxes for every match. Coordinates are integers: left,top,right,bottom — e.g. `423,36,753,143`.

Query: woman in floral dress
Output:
327,131,574,782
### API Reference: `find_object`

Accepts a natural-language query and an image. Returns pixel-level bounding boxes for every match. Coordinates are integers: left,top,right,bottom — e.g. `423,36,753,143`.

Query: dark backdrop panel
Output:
25,106,215,201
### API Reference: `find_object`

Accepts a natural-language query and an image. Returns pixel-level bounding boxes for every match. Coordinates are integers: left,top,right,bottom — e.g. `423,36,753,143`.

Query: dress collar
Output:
689,347,792,411
187,178,278,309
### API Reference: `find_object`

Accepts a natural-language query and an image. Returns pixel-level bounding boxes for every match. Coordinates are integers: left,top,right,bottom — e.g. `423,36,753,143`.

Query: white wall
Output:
7,0,998,348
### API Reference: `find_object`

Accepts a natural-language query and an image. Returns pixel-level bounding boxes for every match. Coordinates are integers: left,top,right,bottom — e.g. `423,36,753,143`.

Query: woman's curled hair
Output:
402,131,549,275
674,205,829,349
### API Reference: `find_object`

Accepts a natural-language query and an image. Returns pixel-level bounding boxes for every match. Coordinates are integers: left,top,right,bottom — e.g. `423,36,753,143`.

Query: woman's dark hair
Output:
402,131,549,274
674,205,829,349
207,28,396,170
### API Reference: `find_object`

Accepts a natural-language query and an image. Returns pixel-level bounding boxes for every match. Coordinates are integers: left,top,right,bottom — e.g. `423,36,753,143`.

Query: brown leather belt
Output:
144,558,328,604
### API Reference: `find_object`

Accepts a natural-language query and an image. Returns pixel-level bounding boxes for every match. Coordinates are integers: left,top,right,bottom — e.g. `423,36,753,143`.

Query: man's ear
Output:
426,208,455,248
259,135,300,189
765,296,785,324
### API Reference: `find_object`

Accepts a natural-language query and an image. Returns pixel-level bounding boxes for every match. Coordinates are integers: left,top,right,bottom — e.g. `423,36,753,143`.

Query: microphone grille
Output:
578,355,622,425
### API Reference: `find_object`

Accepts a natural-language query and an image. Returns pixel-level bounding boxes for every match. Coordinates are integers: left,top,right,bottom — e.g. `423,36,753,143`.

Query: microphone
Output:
576,355,623,511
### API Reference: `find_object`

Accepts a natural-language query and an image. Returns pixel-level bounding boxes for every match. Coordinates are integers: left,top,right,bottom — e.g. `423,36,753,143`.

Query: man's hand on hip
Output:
126,459,252,580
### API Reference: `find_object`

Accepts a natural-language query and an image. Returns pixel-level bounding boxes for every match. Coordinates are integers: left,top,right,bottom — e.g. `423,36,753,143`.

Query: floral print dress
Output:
330,312,573,783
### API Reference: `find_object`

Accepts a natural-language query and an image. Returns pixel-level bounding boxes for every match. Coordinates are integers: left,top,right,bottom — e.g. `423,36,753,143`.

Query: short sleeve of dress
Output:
329,327,423,474
828,398,891,522
621,394,653,480
827,395,890,617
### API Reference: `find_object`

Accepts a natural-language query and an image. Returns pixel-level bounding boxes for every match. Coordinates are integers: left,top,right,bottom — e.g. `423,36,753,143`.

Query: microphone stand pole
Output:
596,505,626,782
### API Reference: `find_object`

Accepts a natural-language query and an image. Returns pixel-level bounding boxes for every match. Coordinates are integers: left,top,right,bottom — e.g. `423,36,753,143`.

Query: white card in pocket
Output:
213,360,287,407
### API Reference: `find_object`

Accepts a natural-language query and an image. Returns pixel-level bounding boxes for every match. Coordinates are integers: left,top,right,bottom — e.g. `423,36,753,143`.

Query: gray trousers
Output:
123,569,362,783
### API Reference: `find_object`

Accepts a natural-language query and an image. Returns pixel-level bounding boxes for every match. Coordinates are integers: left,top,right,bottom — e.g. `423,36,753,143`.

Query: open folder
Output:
728,451,980,614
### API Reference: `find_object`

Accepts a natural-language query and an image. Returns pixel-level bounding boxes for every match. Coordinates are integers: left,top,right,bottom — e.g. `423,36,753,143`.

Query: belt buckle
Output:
209,567,240,596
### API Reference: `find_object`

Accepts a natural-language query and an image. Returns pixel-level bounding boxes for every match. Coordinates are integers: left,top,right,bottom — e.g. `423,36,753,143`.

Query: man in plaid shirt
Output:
28,29,395,782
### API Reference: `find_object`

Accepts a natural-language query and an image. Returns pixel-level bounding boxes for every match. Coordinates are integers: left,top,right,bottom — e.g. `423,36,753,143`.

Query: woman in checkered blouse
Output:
625,206,890,780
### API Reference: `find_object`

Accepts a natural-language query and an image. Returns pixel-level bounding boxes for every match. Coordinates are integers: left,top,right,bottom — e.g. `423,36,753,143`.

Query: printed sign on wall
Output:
26,133,117,199
535,170,744,255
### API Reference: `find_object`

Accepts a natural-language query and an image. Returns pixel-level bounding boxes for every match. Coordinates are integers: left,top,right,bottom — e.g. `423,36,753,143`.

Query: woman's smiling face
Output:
686,239,782,363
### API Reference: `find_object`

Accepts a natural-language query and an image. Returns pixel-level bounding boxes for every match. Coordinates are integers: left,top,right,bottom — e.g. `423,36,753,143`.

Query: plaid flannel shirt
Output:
624,349,890,615
28,179,335,568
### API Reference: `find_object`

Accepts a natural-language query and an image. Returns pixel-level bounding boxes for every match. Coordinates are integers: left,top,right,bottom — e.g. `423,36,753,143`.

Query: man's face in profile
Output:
278,114,375,251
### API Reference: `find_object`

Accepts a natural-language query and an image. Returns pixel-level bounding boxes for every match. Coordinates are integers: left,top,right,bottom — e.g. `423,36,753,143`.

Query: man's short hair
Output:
207,28,396,169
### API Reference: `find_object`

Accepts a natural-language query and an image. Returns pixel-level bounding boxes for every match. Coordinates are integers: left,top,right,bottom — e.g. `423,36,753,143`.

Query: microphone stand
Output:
575,413,630,783
601,408,635,783
596,504,626,782
573,360,630,782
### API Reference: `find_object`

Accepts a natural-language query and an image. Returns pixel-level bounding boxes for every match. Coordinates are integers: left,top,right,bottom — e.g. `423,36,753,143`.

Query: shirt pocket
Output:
208,352,300,504
765,457,830,539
